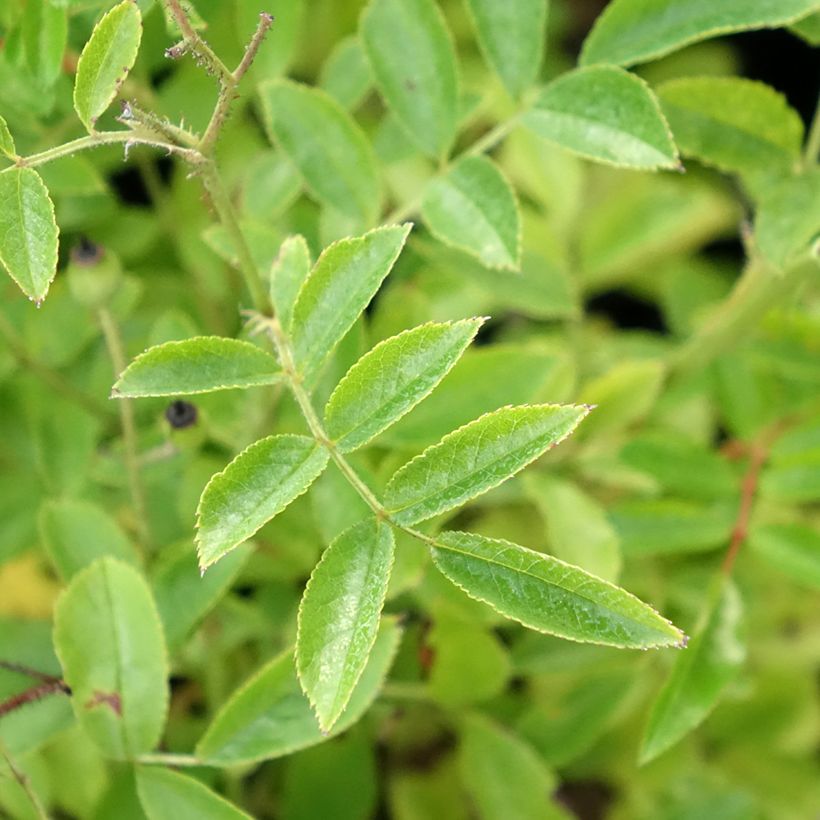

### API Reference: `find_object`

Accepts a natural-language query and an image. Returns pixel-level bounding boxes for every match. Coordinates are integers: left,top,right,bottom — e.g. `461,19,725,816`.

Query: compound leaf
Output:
112,337,281,398
384,404,589,525
421,156,521,270
465,0,547,99
196,435,329,570
196,620,401,766
73,0,142,131
297,519,394,732
290,224,410,386
524,66,678,169
431,531,685,648
52,558,168,759
260,80,381,225
658,77,804,175
361,0,459,158
0,167,59,302
640,581,745,763
325,318,483,452
136,766,251,820
580,0,820,67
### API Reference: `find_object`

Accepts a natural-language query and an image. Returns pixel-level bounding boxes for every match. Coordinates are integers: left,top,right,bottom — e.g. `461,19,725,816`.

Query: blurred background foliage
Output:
0,0,819,818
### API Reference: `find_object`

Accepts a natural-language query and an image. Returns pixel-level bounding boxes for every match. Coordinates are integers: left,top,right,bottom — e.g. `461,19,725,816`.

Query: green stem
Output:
136,753,203,767
0,312,109,421
9,132,198,171
163,0,232,82
802,91,820,169
199,161,268,313
0,741,49,820
98,308,150,552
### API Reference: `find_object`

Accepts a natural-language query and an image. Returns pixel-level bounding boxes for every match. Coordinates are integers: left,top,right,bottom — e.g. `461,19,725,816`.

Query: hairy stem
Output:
9,131,199,171
0,680,71,719
98,308,150,552
0,742,50,820
0,312,109,421
163,0,232,82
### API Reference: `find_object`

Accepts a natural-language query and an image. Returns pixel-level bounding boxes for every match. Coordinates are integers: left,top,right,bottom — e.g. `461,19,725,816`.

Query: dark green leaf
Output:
112,337,281,398
385,404,589,525
431,530,685,647
297,518,394,731
196,435,329,570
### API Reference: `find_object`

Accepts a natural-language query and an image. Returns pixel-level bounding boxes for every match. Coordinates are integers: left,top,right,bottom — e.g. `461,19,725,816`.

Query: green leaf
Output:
73,0,142,131
657,78,804,175
640,581,745,763
464,0,547,99
136,766,251,819
749,524,820,590
260,79,381,225
421,156,521,270
525,474,622,582
385,404,589,526
152,541,252,649
523,66,678,170
0,114,15,158
0,167,59,302
39,498,139,581
271,235,310,333
458,713,558,820
52,558,168,759
290,224,411,386
324,318,483,452
580,0,820,67
755,169,820,269
319,36,373,110
196,435,328,570
431,531,685,648
297,518,395,732
22,0,67,88
609,499,736,557
790,10,820,43
620,431,739,501
196,620,400,766
361,0,459,158
112,337,281,398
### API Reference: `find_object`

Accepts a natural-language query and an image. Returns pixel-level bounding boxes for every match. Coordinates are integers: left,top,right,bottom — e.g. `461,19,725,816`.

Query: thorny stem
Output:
0,680,71,719
0,312,109,421
163,0,232,82
7,131,199,171
0,741,49,820
99,308,150,552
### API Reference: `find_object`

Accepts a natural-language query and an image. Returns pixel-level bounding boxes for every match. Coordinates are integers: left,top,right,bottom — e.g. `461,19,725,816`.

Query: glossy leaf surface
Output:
53,558,168,759
524,66,677,169
73,0,142,131
290,224,410,385
431,531,685,648
325,318,482,452
385,404,588,525
297,519,394,731
113,337,281,398
421,156,521,270
196,435,329,569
